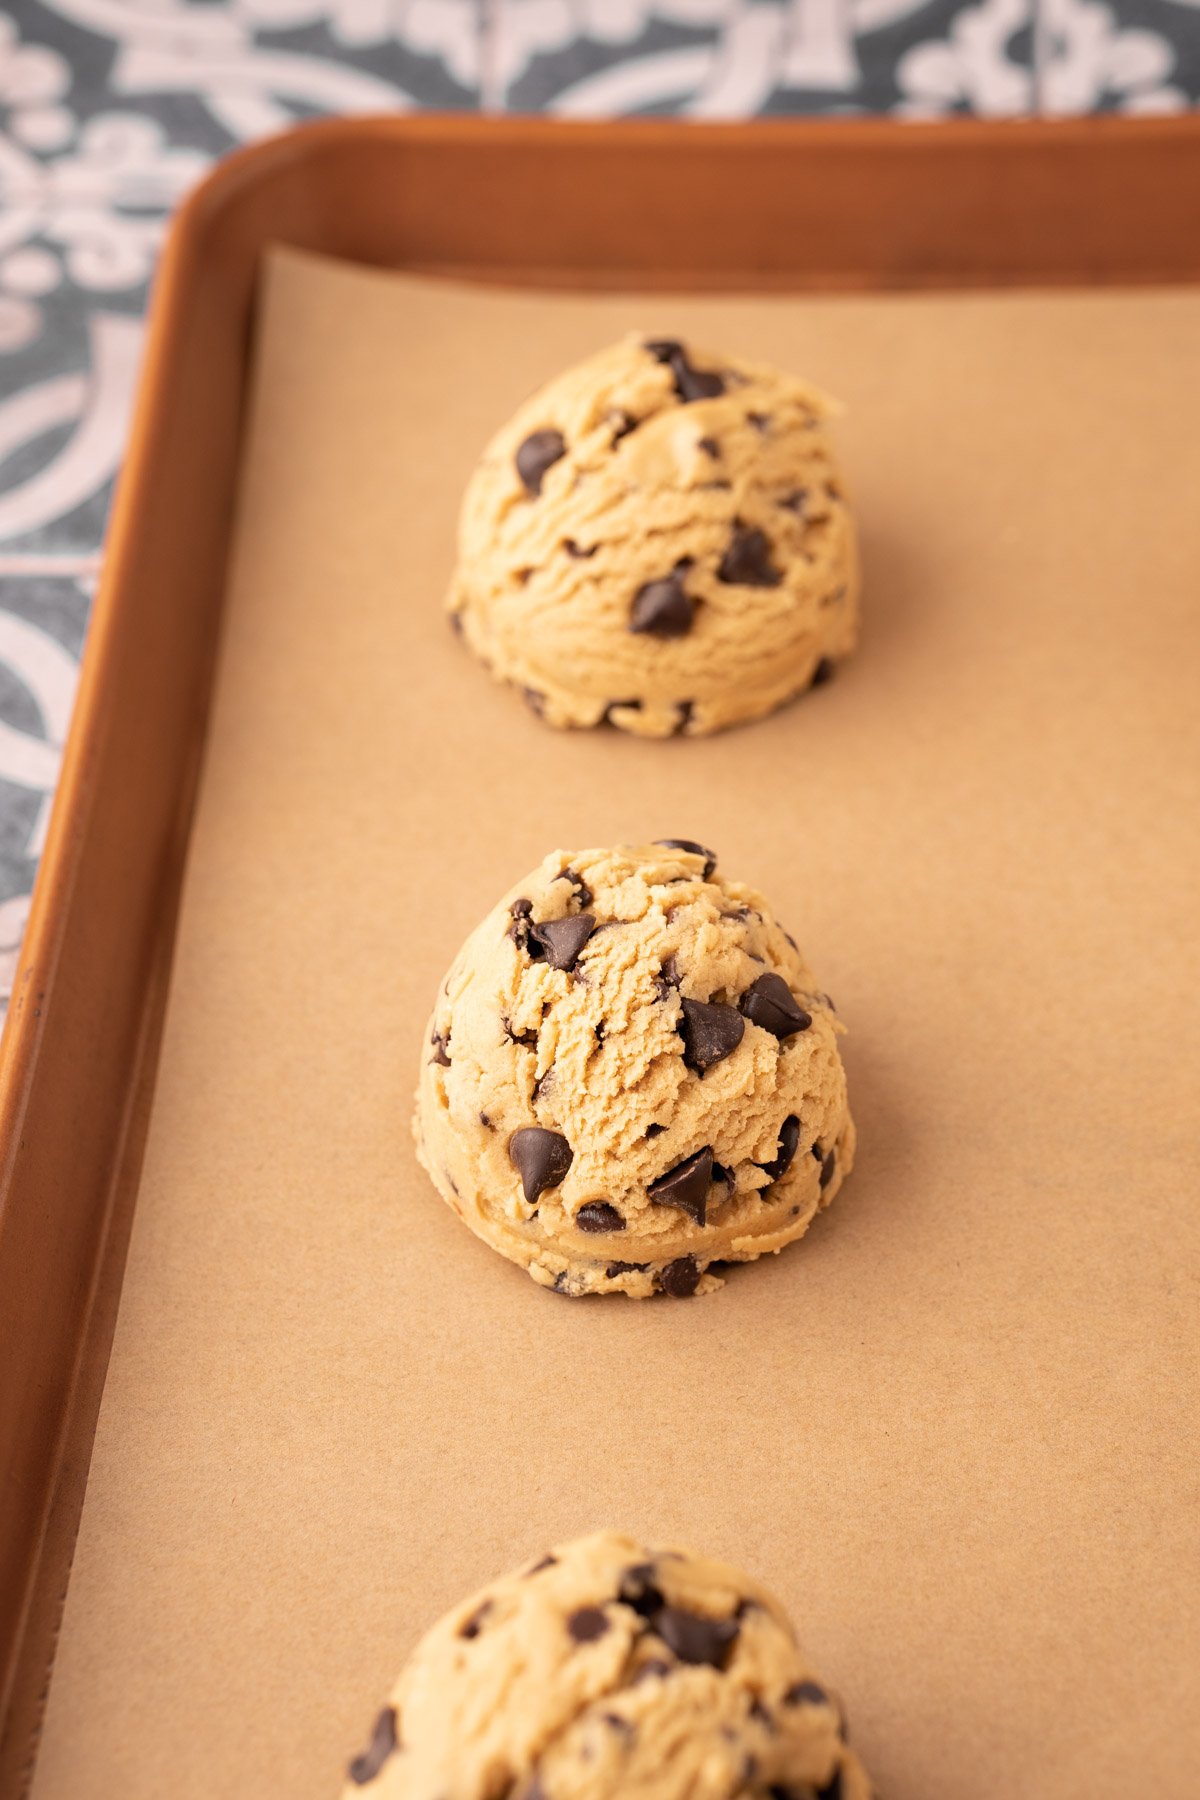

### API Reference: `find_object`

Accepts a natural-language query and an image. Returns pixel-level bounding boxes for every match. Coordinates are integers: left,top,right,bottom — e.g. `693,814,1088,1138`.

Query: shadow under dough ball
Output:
340,1529,876,1798
446,335,860,737
413,841,854,1298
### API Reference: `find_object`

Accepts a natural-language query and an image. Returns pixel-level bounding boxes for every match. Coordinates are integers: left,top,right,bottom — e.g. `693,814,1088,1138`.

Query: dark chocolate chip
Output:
525,1554,558,1576
659,1254,701,1298
747,411,771,433
711,1161,732,1185
811,1141,823,1161
658,952,683,987
718,523,782,588
348,1706,398,1785
778,488,809,515
459,1600,492,1640
610,410,638,444
567,1606,609,1644
679,998,745,1073
563,538,597,558
784,1680,831,1708
531,1068,554,1105
552,1270,574,1294
810,657,835,688
820,1150,837,1190
508,898,534,948
480,1112,494,1130
644,338,726,403
653,1605,739,1668
816,1772,844,1800
739,973,812,1040
602,698,642,724
509,1127,573,1203
645,1122,666,1140
631,1658,672,1684
675,700,695,734
503,1015,539,1050
557,867,594,907
749,1696,775,1731
576,1202,625,1234
630,566,694,638
653,838,717,879
649,1148,714,1226
759,1115,801,1183
602,1712,635,1739
606,1260,648,1277
516,428,566,496
430,1030,451,1067
697,435,720,457
529,913,596,971
619,1565,665,1617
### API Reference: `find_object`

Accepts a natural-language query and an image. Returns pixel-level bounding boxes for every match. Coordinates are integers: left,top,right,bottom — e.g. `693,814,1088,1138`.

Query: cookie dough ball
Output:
413,842,853,1298
342,1530,874,1798
448,336,859,737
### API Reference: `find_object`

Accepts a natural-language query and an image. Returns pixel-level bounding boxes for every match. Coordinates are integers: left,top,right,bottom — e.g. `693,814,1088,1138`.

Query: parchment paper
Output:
31,251,1200,1799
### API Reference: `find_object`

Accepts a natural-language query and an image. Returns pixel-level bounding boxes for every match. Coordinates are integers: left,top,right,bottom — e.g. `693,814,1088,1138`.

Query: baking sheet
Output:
31,252,1200,1798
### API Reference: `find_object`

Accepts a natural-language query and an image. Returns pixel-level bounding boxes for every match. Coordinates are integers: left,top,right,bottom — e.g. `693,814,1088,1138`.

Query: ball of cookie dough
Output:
413,842,853,1298
447,336,859,738
342,1530,874,1799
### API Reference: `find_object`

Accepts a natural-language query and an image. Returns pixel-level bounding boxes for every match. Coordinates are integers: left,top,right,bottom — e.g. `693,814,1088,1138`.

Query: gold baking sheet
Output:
31,252,1200,1799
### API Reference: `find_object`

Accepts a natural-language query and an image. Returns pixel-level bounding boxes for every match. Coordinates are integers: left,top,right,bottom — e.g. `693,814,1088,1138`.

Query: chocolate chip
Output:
567,1606,609,1644
718,523,782,587
480,1112,494,1130
557,867,593,907
516,428,566,496
816,1772,844,1800
529,913,596,971
649,1148,714,1226
645,1122,665,1140
602,1712,635,1739
711,1161,732,1185
619,1565,665,1617
675,700,695,734
697,435,720,457
747,411,771,433
576,1202,625,1234
606,1259,647,1276
820,1150,837,1190
658,952,682,987
458,1599,493,1639
644,338,725,403
508,897,534,947
653,1605,739,1668
503,1014,539,1050
749,1696,775,1730
610,410,638,444
653,838,717,879
679,998,745,1073
509,1127,573,1203
811,1141,823,1161
778,488,809,515
525,1554,558,1576
630,566,694,638
531,1068,554,1104
784,1680,831,1708
348,1706,398,1785
739,973,812,1040
563,538,597,558
522,687,546,717
759,1115,801,1183
659,1254,701,1298
810,657,835,688
430,1029,451,1067
631,1658,671,1684
602,698,642,724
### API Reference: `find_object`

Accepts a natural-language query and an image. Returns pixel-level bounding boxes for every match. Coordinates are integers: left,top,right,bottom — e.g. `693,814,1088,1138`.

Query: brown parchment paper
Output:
31,252,1200,1800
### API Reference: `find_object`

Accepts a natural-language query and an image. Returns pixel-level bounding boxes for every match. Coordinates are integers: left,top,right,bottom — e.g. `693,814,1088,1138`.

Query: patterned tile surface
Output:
0,0,1196,1007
